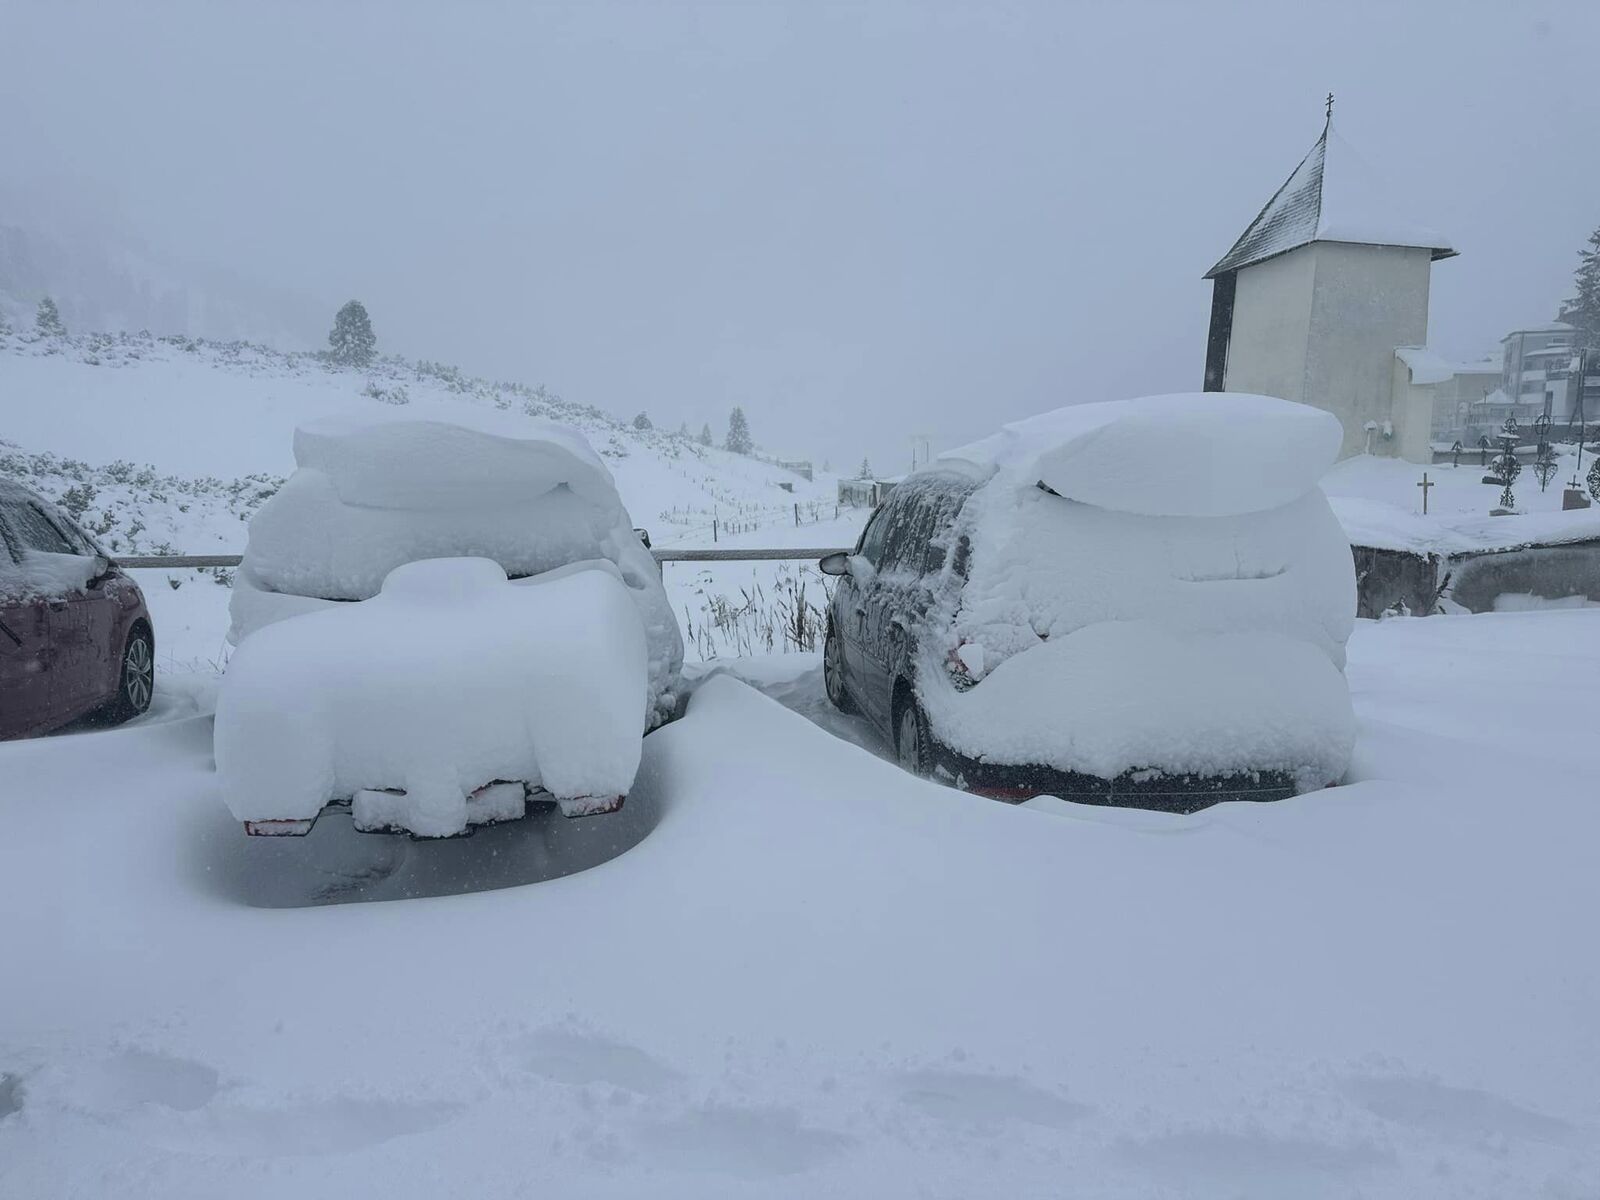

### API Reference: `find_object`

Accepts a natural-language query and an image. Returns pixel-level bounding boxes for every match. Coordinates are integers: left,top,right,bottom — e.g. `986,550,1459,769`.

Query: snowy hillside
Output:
0,326,844,559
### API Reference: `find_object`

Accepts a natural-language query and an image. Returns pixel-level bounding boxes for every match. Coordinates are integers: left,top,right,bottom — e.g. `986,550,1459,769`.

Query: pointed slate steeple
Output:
1204,108,1456,279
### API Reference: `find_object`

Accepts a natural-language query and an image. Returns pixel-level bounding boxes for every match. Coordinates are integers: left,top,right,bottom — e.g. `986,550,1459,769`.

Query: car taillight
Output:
946,642,976,691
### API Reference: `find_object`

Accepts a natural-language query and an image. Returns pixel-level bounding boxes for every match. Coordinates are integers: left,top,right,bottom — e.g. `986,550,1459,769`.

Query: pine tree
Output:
725,407,753,454
328,300,377,366
677,421,689,437
698,423,713,447
858,456,873,479
35,296,66,338
632,412,653,431
1560,226,1600,351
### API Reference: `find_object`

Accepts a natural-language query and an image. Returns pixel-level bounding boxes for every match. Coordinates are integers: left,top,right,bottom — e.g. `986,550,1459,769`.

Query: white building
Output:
1202,109,1457,464
1497,323,1600,429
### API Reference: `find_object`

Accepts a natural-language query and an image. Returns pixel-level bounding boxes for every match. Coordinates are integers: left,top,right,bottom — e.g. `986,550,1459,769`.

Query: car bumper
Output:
242,784,626,837
929,746,1299,814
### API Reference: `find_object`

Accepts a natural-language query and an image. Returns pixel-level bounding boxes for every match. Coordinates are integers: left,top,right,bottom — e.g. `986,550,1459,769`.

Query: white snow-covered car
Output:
216,557,648,837
820,393,1357,810
229,413,683,729
218,414,683,837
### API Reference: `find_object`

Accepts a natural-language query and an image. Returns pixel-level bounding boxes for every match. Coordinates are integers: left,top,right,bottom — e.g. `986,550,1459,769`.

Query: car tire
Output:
98,625,155,726
894,690,932,778
823,623,857,714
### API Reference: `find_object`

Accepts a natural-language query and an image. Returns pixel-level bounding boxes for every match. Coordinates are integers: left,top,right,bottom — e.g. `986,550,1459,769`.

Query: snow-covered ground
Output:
1323,444,1592,518
6,331,1599,1193
2,609,1597,1198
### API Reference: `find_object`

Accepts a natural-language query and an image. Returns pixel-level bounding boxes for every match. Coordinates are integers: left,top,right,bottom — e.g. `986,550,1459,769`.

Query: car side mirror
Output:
90,554,113,584
818,551,850,577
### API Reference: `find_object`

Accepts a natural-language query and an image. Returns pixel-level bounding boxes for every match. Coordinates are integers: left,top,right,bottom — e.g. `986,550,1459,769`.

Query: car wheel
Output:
895,693,931,778
99,626,154,725
823,625,856,714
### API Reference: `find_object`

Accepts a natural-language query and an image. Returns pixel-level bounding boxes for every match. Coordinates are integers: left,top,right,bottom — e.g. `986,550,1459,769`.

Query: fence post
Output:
794,502,799,526
712,518,718,543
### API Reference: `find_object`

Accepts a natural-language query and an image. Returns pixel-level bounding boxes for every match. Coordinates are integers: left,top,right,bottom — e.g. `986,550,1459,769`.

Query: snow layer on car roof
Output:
293,412,618,512
938,393,1343,518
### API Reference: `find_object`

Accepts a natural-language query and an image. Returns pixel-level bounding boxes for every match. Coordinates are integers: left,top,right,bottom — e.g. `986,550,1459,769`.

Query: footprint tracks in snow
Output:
12,1049,459,1158
892,1067,1089,1130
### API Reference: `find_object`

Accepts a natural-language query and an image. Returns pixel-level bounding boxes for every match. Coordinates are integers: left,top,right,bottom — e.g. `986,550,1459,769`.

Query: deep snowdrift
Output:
946,484,1356,671
2,613,1597,1198
229,414,683,726
923,621,1354,787
215,559,649,837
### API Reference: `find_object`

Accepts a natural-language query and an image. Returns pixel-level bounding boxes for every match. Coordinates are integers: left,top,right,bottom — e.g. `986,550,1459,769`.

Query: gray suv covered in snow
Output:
820,394,1358,812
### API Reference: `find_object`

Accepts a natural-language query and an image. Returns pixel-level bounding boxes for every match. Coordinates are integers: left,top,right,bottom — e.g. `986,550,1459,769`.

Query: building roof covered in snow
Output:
1394,347,1500,385
1503,322,1574,338
1205,116,1457,279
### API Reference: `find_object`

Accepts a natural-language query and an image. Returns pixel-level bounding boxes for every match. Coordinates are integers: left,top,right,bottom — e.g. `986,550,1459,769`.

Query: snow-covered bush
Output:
0,440,281,557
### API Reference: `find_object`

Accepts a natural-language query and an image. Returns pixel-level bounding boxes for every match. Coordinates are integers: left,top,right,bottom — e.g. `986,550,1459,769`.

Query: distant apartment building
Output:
1419,324,1600,446
1497,322,1599,427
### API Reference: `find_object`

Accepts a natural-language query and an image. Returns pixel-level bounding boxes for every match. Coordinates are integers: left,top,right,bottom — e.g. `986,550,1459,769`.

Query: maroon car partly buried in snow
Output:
0,479,154,740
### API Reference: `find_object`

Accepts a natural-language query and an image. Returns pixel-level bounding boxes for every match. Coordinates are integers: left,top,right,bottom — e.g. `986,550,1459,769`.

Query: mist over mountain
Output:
0,182,321,346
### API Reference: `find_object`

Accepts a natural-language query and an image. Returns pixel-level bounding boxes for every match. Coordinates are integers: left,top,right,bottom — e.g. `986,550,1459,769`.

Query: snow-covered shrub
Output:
681,563,829,659
0,440,281,557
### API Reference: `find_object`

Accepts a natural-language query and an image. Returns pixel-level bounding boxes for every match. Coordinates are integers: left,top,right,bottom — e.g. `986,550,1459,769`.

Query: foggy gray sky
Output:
5,0,1599,473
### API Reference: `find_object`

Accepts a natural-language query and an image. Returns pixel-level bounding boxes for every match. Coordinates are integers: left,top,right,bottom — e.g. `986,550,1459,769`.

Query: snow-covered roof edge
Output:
1394,347,1497,385
1205,118,1455,279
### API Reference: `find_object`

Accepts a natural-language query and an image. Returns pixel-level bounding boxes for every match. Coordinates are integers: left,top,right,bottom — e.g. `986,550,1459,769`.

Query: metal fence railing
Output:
113,548,852,570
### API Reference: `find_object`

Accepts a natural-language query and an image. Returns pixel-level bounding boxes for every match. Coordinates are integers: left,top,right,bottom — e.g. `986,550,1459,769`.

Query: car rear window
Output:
877,474,975,578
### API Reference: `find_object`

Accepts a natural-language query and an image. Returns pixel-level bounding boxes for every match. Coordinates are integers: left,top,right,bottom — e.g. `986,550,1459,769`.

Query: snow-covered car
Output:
819,393,1357,811
216,557,649,837
229,413,683,730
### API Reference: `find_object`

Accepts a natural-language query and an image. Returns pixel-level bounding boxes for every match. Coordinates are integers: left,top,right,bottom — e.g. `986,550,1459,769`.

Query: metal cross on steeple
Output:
1325,92,1334,122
